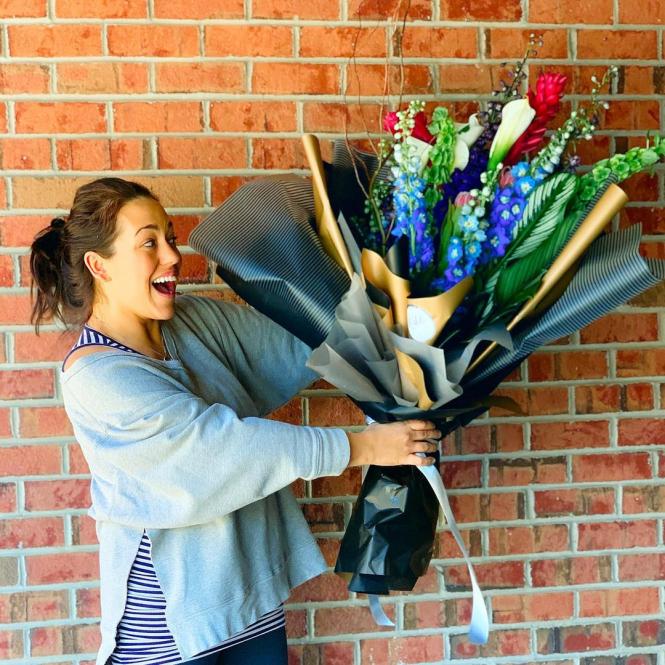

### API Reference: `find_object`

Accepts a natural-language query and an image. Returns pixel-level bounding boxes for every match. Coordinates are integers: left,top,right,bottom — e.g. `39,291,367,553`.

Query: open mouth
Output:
152,276,177,298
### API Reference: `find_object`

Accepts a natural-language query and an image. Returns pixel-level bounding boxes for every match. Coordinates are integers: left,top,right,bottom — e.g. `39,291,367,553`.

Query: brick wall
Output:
0,0,664,663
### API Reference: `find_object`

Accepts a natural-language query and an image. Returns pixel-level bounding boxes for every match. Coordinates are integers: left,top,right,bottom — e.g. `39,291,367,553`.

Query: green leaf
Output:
509,172,577,261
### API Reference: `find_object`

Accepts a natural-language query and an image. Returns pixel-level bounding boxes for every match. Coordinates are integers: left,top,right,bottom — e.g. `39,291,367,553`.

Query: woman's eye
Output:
143,239,156,248
168,235,178,245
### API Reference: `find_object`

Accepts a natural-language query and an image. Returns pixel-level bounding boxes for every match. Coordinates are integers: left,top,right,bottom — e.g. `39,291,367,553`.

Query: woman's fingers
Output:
406,453,437,466
406,419,436,431
410,428,441,442
410,441,438,454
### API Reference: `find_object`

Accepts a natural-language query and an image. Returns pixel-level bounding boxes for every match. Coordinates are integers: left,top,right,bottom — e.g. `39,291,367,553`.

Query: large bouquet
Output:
189,53,665,644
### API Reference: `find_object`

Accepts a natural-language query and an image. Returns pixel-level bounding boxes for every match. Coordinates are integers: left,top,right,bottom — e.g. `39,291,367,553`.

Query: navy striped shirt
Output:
65,325,285,664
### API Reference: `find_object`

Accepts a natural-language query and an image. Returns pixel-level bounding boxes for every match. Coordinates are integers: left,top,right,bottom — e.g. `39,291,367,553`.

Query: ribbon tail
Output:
368,594,395,627
418,464,490,645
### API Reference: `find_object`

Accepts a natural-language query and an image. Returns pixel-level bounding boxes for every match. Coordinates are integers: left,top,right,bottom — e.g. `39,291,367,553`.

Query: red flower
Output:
383,110,435,144
505,72,567,166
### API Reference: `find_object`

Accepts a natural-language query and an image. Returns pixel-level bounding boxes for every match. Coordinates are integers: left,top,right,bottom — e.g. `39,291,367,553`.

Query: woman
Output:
29,177,440,665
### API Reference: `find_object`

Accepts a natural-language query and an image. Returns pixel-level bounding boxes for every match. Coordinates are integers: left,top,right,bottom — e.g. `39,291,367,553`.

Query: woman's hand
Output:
346,420,440,468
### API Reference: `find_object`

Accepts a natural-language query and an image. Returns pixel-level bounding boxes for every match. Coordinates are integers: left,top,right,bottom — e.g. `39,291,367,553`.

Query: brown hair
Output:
29,177,158,333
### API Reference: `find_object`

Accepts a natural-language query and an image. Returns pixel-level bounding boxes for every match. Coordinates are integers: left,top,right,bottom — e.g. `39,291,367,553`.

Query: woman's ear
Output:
84,251,110,282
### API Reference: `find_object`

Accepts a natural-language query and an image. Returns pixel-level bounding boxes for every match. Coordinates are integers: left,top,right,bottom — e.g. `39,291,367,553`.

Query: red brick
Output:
14,330,77,362
113,102,202,133
0,0,45,16
302,102,383,133
56,139,111,171
452,628,530,658
211,176,247,206
363,635,444,663
618,553,665,581
345,63,433,96
441,0,521,20
206,25,292,57
0,517,64,548
57,63,148,94
622,619,665,648
288,573,348,602
0,369,53,400
489,524,569,555
9,25,101,57
0,256,12,286
0,216,50,247
155,63,245,93
25,479,90,511
300,26,386,58
623,485,665,514
0,483,16,513
534,488,614,517
581,313,659,343
210,101,296,133
56,0,146,16
623,206,665,234
531,556,611,586
0,445,61,476
491,386,568,417
157,137,246,171
107,25,199,57
15,102,106,134
72,515,97,546
442,460,481,488
605,102,660,132
19,407,73,438
445,560,524,590
531,420,609,450
68,444,90,475
347,0,431,19
0,629,23,659
253,63,339,95
72,622,101,653
489,457,567,486
0,64,49,93
308,396,364,427
577,30,658,60
26,551,98,584
284,609,307,638
486,29,568,59
530,0,612,23
580,587,660,617
575,384,621,414
27,590,69,621
620,0,665,23
155,0,243,16
618,348,665,376
573,452,652,481
312,467,361,498
618,418,665,446
30,626,64,656
578,520,657,551
537,622,615,654
315,606,395,636
76,588,100,618
0,138,50,170
493,592,573,623
251,138,307,170
111,139,149,170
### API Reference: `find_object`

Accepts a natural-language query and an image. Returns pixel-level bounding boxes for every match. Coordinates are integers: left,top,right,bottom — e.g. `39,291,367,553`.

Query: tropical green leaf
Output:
509,172,577,261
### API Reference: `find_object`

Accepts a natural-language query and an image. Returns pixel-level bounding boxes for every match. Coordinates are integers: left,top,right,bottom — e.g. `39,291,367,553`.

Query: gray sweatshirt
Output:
59,294,351,664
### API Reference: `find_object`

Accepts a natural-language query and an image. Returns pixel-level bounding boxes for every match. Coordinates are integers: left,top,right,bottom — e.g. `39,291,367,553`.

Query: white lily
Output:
455,114,484,148
405,135,433,174
452,114,484,171
488,98,536,171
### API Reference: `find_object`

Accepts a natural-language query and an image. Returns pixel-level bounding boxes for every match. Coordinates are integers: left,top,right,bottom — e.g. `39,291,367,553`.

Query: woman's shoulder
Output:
62,344,126,374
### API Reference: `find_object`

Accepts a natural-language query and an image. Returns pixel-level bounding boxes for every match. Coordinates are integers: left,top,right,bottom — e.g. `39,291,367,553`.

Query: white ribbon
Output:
363,417,489,644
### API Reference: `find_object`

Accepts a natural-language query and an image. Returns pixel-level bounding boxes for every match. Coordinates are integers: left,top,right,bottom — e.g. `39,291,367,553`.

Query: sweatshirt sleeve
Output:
177,295,319,415
63,356,350,529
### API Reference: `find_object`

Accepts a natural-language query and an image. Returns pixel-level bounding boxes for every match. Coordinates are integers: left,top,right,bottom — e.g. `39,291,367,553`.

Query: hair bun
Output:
50,217,66,230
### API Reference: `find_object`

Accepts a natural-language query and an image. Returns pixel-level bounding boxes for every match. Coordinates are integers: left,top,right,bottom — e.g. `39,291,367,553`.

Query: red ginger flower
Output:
383,110,435,144
504,72,567,166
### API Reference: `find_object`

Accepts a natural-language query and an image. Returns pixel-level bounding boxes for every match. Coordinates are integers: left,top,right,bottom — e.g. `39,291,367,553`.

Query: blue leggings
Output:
183,625,288,665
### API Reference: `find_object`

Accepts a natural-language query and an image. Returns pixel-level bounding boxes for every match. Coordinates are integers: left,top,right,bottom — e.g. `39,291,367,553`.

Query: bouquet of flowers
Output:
189,50,665,644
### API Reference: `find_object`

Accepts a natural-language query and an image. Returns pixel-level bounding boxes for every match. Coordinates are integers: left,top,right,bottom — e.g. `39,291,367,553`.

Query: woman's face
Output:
91,196,182,321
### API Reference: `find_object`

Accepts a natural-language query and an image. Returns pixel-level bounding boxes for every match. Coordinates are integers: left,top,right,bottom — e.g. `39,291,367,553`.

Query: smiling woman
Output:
27,177,439,665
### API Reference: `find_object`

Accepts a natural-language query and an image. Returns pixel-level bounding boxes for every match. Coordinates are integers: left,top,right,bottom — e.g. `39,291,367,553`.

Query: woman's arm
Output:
178,295,319,415
64,355,349,529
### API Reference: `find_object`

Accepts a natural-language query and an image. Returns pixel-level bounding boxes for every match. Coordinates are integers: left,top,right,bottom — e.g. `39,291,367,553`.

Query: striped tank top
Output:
64,324,286,664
